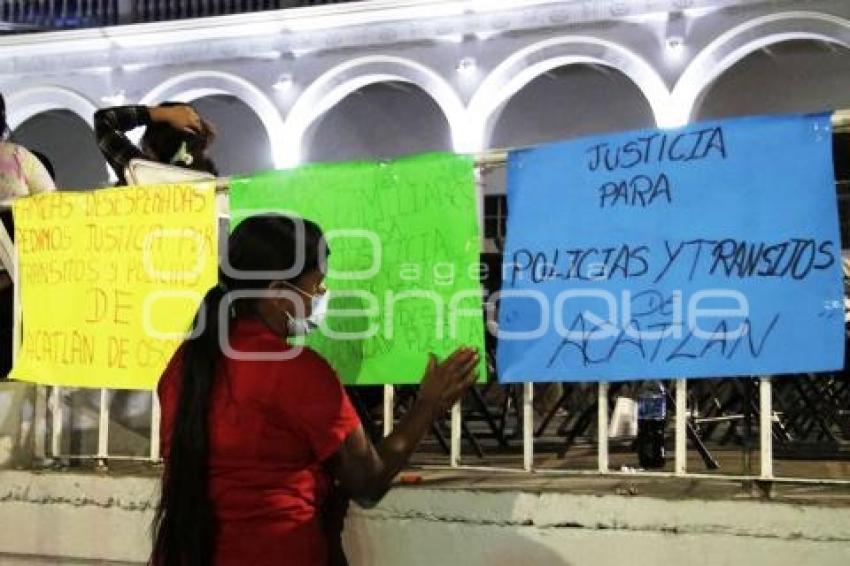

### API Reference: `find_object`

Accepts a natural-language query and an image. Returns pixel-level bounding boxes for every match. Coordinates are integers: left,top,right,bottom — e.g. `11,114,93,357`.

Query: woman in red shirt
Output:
151,214,479,566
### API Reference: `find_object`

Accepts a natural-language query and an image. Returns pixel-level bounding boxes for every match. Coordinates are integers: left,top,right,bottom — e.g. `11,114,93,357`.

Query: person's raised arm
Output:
94,105,201,183
328,347,479,508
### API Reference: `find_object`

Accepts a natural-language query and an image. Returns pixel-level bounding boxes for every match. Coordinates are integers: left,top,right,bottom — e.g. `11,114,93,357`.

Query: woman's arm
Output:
328,348,479,508
94,106,152,180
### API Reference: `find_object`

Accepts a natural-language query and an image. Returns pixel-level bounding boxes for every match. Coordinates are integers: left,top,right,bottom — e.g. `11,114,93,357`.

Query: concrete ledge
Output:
345,477,850,565
1,470,850,565
0,471,156,564
344,516,850,566
358,485,850,541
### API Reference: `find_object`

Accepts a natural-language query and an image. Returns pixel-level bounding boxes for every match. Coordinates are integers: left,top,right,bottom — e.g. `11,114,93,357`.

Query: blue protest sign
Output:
497,113,845,383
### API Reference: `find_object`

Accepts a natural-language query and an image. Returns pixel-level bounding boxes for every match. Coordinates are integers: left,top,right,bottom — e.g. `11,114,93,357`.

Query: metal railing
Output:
1,0,121,28
0,0,356,30
3,208,849,486
1,114,849,485
131,0,353,24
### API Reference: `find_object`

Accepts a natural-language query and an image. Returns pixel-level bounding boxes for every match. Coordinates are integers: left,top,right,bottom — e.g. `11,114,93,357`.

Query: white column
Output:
33,385,47,460
150,391,161,462
97,388,109,466
50,386,62,458
383,385,394,437
597,382,609,473
675,378,687,475
759,377,774,479
450,401,461,467
523,383,533,472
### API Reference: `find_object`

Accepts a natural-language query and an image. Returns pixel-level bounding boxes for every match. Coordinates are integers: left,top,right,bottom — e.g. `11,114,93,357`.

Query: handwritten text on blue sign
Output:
497,114,845,382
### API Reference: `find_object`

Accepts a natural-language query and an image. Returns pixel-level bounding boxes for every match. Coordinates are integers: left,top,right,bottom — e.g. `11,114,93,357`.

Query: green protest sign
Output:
229,153,485,385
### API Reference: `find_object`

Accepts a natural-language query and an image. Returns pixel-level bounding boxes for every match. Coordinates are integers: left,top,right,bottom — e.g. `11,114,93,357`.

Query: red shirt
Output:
158,318,361,566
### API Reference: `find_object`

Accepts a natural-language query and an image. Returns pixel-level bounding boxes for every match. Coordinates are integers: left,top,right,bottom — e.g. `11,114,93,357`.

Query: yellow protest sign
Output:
10,183,217,390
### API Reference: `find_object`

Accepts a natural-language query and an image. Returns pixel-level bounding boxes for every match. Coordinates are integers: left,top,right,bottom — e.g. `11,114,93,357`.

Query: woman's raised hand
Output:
151,105,202,135
417,348,480,414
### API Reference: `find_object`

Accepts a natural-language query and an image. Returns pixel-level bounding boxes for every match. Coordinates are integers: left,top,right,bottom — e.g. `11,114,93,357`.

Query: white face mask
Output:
282,282,328,336
308,291,329,327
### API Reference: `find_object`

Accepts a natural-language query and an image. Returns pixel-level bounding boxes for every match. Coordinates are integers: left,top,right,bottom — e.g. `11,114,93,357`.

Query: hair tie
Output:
170,141,194,166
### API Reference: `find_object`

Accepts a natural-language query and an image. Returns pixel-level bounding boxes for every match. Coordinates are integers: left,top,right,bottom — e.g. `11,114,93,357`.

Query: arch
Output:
141,71,286,168
468,37,673,149
4,86,98,130
281,56,469,167
14,109,110,188
672,11,850,125
5,87,112,182
192,94,274,175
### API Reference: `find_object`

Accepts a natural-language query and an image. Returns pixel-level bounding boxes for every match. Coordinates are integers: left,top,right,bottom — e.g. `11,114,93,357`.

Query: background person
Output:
0,95,57,470
0,93,56,203
94,102,218,185
0,93,57,378
94,102,220,458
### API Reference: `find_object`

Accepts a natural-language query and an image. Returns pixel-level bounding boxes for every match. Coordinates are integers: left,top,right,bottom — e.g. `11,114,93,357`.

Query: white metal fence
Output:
1,123,849,486
10,374,849,486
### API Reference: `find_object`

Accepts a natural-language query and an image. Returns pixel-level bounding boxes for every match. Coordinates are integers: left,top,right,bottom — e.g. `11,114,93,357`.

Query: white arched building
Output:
1,0,848,186
1,3,850,565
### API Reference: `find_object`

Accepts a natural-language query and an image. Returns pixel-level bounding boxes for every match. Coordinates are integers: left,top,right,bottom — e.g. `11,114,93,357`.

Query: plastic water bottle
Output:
636,381,667,469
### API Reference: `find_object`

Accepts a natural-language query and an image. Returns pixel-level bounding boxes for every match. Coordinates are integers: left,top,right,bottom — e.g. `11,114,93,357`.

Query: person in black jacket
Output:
94,102,218,185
